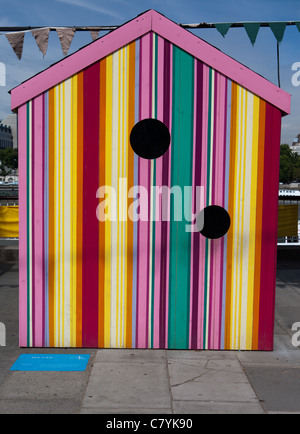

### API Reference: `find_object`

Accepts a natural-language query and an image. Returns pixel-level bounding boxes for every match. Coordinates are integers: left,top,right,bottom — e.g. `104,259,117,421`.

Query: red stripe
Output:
258,103,282,350
82,62,100,347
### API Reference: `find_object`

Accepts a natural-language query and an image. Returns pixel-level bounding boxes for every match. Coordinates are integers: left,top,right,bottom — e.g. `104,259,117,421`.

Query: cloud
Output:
55,0,126,20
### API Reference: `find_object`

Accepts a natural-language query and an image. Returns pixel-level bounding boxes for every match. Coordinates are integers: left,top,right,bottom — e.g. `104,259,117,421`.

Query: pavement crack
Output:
171,371,209,388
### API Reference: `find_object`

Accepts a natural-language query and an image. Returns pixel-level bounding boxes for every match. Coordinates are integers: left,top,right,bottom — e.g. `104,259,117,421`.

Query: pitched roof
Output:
10,9,290,114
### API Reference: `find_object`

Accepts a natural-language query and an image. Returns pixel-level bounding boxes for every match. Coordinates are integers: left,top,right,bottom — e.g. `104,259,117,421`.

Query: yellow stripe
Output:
61,82,65,346
70,74,78,346
240,90,252,349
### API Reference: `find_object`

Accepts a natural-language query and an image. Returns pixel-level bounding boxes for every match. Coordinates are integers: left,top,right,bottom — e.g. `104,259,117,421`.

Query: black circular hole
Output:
197,205,231,239
130,118,171,160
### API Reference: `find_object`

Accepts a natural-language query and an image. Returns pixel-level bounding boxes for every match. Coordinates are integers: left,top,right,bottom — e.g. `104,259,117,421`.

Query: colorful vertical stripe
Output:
19,34,282,350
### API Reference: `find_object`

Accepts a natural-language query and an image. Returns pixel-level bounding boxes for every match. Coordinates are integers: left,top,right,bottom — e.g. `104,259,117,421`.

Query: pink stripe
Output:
33,95,45,347
18,104,28,347
152,36,164,348
189,58,198,348
197,64,209,349
136,33,152,348
164,43,172,349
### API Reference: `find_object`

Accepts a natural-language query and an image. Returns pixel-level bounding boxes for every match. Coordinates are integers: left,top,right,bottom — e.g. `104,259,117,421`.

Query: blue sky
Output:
0,0,299,144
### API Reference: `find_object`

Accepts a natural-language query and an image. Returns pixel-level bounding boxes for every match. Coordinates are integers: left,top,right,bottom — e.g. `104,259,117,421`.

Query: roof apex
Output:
10,9,290,114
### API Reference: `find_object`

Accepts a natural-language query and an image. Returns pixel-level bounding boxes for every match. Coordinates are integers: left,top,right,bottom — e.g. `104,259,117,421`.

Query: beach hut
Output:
11,10,291,350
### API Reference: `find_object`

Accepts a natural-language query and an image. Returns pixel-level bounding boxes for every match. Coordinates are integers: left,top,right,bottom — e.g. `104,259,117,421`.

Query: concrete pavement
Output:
0,250,299,414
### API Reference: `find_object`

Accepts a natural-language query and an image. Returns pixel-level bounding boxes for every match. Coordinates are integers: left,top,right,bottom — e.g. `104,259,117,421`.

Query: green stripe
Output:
26,102,30,347
168,46,194,349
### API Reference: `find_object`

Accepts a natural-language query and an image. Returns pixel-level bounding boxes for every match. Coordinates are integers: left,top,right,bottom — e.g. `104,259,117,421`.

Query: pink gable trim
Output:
11,10,290,114
151,11,291,115
11,13,152,110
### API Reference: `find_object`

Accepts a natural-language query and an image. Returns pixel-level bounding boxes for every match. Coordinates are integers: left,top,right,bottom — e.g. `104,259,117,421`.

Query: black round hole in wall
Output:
130,118,171,160
196,205,231,239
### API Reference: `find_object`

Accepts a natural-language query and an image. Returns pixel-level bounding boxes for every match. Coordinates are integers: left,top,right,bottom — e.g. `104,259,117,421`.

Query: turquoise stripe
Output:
168,46,194,349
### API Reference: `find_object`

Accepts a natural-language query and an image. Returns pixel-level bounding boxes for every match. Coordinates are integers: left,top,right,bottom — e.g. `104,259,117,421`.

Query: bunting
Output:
243,22,260,45
214,23,232,37
2,21,300,59
269,22,287,43
90,30,100,41
56,27,76,56
5,31,25,60
31,28,50,57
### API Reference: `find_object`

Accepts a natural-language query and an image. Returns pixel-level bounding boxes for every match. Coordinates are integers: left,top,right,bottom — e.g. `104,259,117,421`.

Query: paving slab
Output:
81,407,173,414
0,398,81,414
172,401,264,414
95,349,167,364
237,334,300,367
243,366,300,413
82,352,171,413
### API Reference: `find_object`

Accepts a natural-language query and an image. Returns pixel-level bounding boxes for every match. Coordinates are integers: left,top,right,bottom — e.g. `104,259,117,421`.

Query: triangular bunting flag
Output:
56,27,76,56
295,22,300,33
31,28,50,57
90,30,100,41
243,22,260,45
269,22,287,43
5,31,25,60
214,23,232,37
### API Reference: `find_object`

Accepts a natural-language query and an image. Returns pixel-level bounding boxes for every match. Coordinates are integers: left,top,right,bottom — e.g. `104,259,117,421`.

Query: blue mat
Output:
10,354,90,371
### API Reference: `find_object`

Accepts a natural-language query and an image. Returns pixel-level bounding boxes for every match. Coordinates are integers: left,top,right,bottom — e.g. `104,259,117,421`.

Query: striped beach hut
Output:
11,10,291,350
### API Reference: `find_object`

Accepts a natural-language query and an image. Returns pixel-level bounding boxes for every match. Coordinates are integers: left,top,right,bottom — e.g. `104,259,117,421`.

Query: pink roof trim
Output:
11,10,291,114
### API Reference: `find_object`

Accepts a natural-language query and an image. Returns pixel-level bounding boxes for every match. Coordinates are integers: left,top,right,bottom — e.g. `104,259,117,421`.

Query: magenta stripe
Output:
82,62,100,348
19,104,28,347
190,60,203,349
159,39,171,348
31,99,35,346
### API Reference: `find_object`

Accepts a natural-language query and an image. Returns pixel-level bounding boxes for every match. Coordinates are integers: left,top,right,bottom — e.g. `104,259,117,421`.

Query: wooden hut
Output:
11,10,291,350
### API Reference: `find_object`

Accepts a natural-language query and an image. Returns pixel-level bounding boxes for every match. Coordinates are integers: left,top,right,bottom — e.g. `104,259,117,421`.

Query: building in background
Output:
292,134,300,156
0,114,18,184
0,124,13,149
0,114,17,149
